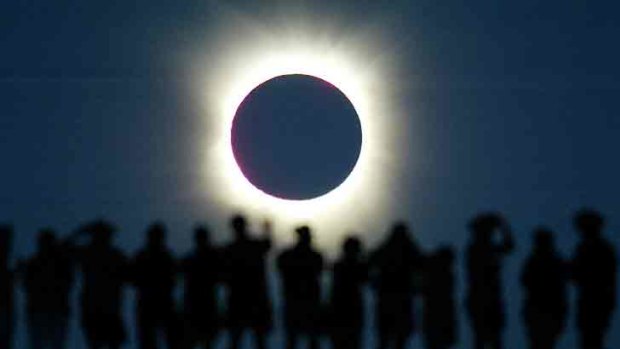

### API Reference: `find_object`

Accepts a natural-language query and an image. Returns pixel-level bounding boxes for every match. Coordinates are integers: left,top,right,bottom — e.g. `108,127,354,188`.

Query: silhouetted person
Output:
571,209,617,349
181,226,220,349
465,213,514,349
277,226,324,349
132,222,179,349
521,228,568,349
422,246,457,349
20,228,74,349
69,220,129,349
0,225,14,349
222,215,272,349
369,222,422,349
329,236,368,349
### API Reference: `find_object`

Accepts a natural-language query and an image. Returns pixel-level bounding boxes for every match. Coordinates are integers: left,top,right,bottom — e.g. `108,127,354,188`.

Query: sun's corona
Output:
191,12,406,245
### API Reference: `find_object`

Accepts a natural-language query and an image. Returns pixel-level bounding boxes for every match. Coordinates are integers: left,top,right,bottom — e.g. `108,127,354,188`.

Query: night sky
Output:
1,1,620,348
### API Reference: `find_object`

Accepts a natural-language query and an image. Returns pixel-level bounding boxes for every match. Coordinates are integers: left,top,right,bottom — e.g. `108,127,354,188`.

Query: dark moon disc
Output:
231,74,362,200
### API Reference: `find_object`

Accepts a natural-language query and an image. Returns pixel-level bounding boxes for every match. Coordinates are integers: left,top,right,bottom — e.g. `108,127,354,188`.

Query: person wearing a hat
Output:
69,220,129,349
222,214,273,349
571,209,617,349
277,225,324,349
465,212,514,349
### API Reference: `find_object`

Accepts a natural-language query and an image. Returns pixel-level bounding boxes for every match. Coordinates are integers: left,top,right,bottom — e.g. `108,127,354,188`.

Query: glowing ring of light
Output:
211,54,376,219
193,20,407,242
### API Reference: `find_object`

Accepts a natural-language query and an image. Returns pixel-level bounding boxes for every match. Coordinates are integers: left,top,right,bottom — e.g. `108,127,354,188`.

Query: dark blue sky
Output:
1,1,619,348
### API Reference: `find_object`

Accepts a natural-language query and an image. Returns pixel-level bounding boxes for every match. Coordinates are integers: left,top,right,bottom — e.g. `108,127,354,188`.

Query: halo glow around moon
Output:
190,7,411,244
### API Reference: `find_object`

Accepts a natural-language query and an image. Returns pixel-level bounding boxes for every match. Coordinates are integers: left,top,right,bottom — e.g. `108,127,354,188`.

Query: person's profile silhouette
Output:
222,215,272,349
181,226,220,349
329,236,368,349
69,220,128,349
465,213,514,349
369,222,422,349
521,227,568,349
277,225,324,349
132,222,179,349
571,209,617,349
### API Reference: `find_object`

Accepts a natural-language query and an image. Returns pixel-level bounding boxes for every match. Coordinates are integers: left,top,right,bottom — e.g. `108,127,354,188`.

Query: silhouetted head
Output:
146,222,167,250
386,221,416,253
295,226,312,247
533,227,554,251
194,225,210,248
89,220,116,247
230,214,248,240
37,228,57,254
390,221,410,242
574,209,604,240
469,212,502,243
342,236,363,260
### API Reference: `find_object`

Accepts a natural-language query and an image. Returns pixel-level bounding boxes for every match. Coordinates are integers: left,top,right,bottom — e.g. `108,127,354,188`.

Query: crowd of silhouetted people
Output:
0,209,616,349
